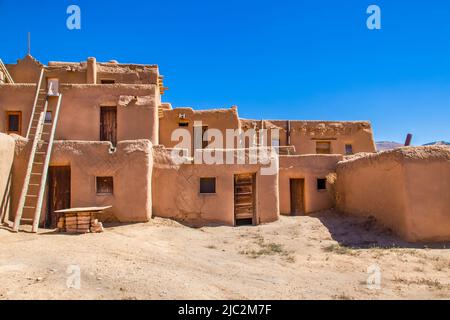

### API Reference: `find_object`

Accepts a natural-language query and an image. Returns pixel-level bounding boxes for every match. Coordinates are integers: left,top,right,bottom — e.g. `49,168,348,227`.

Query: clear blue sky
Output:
1,0,449,145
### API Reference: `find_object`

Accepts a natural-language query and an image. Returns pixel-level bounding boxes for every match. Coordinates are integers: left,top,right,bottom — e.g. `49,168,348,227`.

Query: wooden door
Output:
46,166,71,228
100,106,117,146
234,173,256,226
290,178,305,215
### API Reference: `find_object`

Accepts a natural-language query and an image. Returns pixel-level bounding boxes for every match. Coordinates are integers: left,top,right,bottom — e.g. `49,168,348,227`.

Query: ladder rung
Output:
34,162,44,165
23,206,35,209
29,184,40,187
31,173,42,176
26,194,38,198
35,152,46,154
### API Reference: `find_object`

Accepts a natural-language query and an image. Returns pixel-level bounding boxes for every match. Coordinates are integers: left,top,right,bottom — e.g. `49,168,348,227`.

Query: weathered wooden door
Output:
46,166,71,228
100,106,117,146
234,173,256,226
290,178,305,215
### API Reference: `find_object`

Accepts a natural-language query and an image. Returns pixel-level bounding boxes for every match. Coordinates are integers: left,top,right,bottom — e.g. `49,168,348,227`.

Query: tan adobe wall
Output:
159,107,240,150
241,120,376,155
10,138,153,224
0,133,15,220
5,55,42,83
0,84,160,144
152,146,279,225
279,155,343,215
0,84,36,136
335,146,450,242
6,56,159,85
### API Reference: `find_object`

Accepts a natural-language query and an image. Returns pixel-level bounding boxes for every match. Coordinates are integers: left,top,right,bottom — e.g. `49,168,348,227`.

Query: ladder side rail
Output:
32,94,63,232
0,59,14,83
26,68,45,139
12,111,45,232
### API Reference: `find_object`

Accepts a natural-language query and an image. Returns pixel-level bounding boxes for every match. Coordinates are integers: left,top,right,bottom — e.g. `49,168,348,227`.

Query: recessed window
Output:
345,144,353,155
316,141,331,154
200,177,216,194
178,121,189,127
45,111,52,124
6,111,21,134
317,178,327,190
101,79,115,84
96,176,113,194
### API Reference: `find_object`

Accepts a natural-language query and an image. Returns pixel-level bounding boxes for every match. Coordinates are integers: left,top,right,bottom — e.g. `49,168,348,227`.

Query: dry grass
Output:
322,244,358,256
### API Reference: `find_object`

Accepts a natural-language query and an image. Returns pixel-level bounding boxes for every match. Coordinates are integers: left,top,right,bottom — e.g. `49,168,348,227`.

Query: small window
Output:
96,177,113,194
6,111,21,134
345,144,353,155
317,178,327,190
45,111,52,124
316,141,331,154
200,177,216,194
178,120,189,127
101,79,115,84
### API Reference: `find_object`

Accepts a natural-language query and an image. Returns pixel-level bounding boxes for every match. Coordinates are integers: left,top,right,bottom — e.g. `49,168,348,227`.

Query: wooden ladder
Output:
13,72,63,232
0,58,14,83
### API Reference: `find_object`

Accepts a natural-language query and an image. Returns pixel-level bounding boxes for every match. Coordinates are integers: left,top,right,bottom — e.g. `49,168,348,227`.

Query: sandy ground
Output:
0,210,448,300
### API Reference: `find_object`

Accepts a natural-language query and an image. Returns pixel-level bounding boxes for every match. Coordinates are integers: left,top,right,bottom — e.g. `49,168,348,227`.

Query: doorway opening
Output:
234,173,256,226
45,166,71,229
290,178,305,215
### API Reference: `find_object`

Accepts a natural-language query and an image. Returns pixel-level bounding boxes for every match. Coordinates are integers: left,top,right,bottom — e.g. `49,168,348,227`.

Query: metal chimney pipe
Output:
404,133,413,146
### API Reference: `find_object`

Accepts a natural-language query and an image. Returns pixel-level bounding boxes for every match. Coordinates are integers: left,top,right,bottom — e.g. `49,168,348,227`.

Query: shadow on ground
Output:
310,210,450,250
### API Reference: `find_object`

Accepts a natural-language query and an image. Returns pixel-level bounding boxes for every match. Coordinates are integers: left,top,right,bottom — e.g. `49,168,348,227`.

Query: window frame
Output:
316,141,331,154
96,176,114,195
317,178,327,191
6,111,22,135
199,177,216,194
345,144,353,155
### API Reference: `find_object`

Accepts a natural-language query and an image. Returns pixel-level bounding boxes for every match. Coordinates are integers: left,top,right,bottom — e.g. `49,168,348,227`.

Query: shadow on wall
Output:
311,210,450,250
0,170,12,223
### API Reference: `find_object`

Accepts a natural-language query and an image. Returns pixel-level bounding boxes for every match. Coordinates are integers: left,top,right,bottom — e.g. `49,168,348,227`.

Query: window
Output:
345,144,353,155
96,177,113,194
101,79,115,84
45,111,52,124
6,111,21,134
317,178,327,190
200,177,216,194
316,141,331,154
178,120,189,127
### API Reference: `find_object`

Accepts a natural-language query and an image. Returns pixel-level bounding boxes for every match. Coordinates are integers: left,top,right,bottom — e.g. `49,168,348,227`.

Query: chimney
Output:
86,57,97,84
404,133,413,146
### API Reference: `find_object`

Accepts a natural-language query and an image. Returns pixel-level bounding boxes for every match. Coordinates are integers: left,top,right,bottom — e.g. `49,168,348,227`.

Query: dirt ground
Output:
0,210,448,300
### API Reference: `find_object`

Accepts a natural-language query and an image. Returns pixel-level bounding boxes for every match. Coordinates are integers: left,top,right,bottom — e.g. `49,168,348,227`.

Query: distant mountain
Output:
376,141,403,152
423,141,450,146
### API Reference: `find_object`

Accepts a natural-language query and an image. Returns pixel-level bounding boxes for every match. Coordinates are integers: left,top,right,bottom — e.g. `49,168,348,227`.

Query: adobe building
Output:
1,55,448,241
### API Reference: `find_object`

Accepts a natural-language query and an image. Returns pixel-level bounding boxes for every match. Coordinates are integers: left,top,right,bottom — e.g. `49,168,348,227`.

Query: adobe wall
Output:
0,84,160,144
335,146,450,242
6,56,159,85
243,120,376,155
10,138,153,224
0,84,36,136
159,107,240,150
152,146,279,225
0,133,15,220
279,155,343,215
